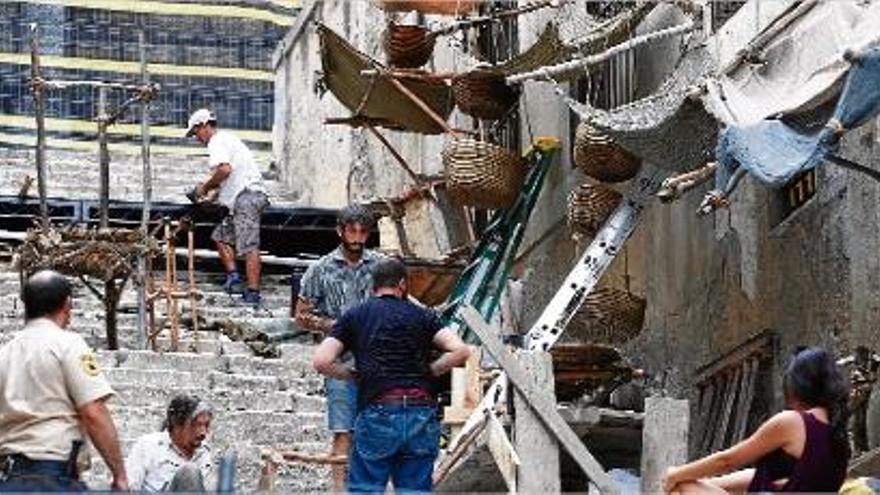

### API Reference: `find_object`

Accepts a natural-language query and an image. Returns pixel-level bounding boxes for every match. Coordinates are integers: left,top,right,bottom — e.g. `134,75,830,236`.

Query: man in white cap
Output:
186,109,269,306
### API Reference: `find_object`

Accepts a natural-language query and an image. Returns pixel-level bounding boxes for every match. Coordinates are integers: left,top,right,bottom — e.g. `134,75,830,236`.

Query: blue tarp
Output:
715,46,880,195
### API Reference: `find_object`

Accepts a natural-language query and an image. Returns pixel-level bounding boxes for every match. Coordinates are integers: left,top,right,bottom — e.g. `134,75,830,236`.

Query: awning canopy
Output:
318,24,454,135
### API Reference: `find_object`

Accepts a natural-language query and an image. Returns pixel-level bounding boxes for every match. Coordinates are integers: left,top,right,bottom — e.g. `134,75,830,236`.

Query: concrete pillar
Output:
641,396,689,493
513,351,560,493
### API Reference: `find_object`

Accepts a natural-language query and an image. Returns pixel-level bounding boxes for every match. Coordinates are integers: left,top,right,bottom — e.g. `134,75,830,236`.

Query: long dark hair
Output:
783,347,851,461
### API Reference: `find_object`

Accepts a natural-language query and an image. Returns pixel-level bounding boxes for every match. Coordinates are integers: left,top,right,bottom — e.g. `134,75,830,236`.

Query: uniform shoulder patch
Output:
79,353,101,377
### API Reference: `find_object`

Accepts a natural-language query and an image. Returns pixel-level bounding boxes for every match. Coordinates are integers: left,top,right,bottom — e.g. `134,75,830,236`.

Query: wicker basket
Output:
567,183,622,238
443,138,525,209
566,287,646,345
376,0,478,15
383,23,437,69
452,69,520,120
573,123,642,183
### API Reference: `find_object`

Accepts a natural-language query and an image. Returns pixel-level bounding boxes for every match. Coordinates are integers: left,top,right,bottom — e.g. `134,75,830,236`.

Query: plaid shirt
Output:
299,246,381,320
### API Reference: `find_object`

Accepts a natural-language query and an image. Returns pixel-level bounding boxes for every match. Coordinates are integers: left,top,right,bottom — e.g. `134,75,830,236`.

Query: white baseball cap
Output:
185,108,216,137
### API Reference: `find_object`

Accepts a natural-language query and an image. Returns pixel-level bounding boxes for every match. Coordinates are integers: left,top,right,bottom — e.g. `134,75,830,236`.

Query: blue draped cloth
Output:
715,46,880,194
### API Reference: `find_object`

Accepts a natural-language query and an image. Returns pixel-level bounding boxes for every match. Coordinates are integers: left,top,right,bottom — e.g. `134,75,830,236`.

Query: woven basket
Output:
452,69,520,120
567,184,622,237
573,123,642,183
376,0,478,15
443,138,525,209
383,23,437,69
566,287,646,345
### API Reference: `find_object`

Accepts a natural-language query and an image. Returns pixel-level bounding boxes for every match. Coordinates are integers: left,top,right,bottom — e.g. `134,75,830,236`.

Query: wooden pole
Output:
188,228,199,351
136,30,151,348
364,124,422,185
383,74,460,137
506,21,695,85
29,24,49,229
97,86,110,229
103,279,120,350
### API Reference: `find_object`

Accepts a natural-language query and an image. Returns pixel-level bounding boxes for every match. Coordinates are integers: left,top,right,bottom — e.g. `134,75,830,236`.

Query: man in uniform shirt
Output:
313,258,471,492
294,204,380,492
126,394,215,492
0,270,127,491
186,108,270,306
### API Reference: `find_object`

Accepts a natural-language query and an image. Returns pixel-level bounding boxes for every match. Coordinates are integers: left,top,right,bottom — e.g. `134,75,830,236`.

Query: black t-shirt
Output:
329,295,442,406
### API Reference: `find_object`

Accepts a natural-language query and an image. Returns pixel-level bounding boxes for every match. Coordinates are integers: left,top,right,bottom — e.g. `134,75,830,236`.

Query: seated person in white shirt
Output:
126,395,215,492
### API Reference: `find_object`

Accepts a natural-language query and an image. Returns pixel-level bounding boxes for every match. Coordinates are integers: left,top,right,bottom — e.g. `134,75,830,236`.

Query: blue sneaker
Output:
242,289,262,306
223,273,244,294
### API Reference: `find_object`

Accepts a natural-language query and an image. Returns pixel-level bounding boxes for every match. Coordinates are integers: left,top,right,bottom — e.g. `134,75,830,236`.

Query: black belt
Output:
1,454,69,477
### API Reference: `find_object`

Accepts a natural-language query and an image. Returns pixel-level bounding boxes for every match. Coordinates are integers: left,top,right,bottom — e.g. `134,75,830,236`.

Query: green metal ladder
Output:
440,137,561,343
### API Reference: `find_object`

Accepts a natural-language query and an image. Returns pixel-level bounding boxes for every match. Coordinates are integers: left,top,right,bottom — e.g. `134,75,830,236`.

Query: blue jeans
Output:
348,404,440,493
0,458,86,492
326,377,358,432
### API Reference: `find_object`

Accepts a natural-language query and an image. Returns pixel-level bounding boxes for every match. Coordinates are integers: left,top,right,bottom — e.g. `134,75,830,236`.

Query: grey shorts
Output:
211,190,269,255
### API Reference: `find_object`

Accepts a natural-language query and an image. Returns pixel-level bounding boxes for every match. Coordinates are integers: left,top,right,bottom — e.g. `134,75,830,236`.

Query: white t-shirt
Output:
126,431,215,492
0,318,115,461
207,130,265,209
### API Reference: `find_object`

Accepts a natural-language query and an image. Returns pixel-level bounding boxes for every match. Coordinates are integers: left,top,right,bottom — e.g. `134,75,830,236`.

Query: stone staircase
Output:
0,266,333,492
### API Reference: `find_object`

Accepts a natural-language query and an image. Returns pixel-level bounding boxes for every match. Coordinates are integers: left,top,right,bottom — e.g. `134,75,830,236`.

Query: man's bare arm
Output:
196,163,232,196
312,337,356,381
430,328,471,377
294,297,335,334
79,397,128,491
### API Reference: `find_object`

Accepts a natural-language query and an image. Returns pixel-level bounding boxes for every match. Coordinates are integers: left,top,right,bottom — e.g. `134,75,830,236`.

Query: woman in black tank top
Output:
663,347,850,493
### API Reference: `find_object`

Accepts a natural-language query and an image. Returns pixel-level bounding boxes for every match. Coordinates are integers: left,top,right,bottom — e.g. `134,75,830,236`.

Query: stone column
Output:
513,351,560,493
641,396,689,492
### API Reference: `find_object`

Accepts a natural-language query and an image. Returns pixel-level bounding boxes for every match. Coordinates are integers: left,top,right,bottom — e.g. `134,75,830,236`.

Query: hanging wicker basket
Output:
443,138,525,209
566,286,646,345
375,0,478,15
383,23,437,69
452,69,520,120
567,183,622,238
573,123,642,183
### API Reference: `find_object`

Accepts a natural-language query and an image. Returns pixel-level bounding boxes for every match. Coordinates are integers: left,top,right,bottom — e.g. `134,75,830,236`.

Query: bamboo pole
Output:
97,87,110,229
382,74,460,137
364,124,422,185
29,24,48,229
188,228,199,351
136,30,151,349
506,21,696,84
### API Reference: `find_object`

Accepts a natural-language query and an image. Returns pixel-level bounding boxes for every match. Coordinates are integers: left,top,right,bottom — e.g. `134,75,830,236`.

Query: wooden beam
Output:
433,412,489,485
486,412,519,493
382,73,460,137
364,123,423,185
29,24,48,229
732,358,759,442
711,366,742,453
459,306,619,494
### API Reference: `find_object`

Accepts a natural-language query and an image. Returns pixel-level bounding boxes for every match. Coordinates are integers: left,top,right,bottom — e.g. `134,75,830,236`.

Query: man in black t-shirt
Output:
312,258,470,493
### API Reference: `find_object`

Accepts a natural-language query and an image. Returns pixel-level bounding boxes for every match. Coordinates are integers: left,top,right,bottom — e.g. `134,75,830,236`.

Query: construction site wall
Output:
273,0,880,458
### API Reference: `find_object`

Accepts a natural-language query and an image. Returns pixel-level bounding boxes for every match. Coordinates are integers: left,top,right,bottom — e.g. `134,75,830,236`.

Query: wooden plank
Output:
711,367,742,453
692,381,714,453
698,378,722,456
433,413,489,485
486,413,519,493
460,306,619,494
694,330,776,384
732,358,759,442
